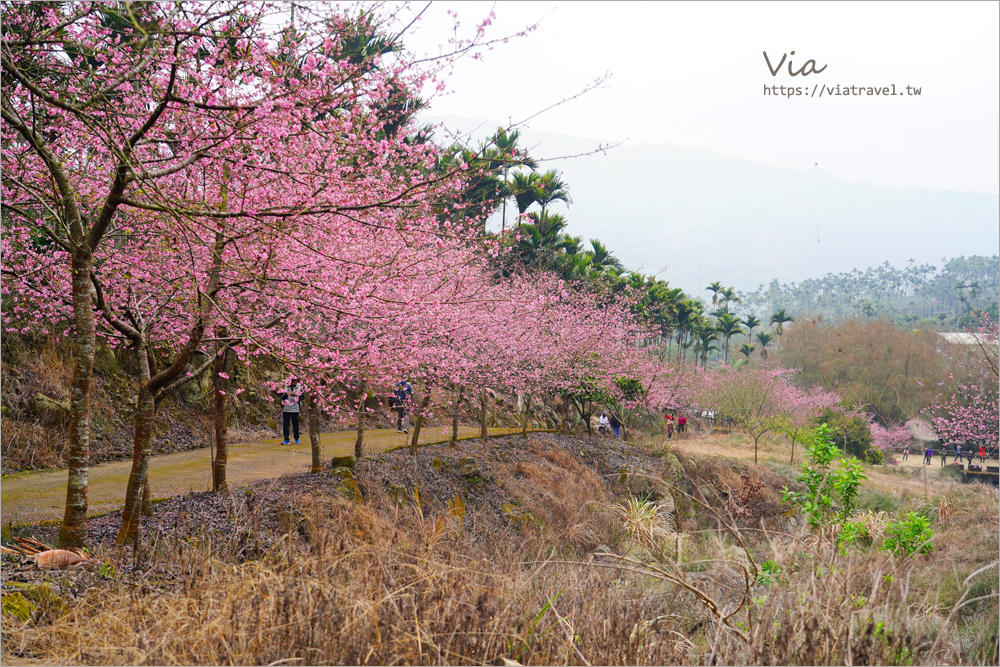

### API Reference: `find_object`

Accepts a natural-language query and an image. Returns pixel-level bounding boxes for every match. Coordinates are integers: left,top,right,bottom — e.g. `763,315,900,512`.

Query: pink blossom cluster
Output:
923,313,999,448
868,421,912,453
1,2,686,426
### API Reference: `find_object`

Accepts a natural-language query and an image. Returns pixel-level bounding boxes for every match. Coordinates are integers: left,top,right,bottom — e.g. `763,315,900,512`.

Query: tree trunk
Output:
115,305,212,544
480,388,488,438
211,329,233,493
573,397,593,436
561,392,570,435
450,383,464,447
522,392,531,438
116,346,155,545
309,393,323,472
59,251,96,548
141,481,153,516
352,381,364,462
409,383,432,455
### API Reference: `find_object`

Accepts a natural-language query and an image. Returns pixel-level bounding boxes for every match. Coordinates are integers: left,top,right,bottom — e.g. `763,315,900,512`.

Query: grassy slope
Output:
2,431,997,665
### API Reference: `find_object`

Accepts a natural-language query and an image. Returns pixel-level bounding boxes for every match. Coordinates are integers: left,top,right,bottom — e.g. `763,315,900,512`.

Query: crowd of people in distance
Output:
275,378,998,476
276,376,701,446
903,441,995,470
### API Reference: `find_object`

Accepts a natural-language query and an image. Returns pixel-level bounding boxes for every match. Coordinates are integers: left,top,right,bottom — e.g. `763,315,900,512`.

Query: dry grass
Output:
2,433,997,665
3,494,691,665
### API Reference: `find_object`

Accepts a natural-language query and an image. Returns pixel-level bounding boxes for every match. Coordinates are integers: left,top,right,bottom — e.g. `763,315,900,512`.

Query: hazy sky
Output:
401,1,999,194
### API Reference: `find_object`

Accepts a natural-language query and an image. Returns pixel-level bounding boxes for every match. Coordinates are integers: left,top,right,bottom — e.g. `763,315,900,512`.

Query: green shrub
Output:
882,512,934,558
756,559,781,586
816,408,873,458
837,520,872,553
783,424,869,529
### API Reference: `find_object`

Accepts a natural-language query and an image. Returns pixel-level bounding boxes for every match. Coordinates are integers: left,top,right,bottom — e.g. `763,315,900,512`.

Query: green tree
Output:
742,314,761,343
755,332,774,361
707,281,724,309
534,169,572,213
695,326,720,367
720,286,741,314
770,309,794,345
715,312,744,363
587,239,624,273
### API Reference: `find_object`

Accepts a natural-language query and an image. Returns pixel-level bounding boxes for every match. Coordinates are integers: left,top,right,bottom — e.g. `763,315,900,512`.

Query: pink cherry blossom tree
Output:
869,420,912,457
776,384,840,464
695,365,837,464
924,313,998,454
2,1,511,546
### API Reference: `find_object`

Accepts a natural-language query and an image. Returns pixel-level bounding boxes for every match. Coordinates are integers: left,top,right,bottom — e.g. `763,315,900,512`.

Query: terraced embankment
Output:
0,427,524,524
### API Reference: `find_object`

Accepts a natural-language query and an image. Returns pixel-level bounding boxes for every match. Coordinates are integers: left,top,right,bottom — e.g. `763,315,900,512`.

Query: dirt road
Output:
1,427,522,525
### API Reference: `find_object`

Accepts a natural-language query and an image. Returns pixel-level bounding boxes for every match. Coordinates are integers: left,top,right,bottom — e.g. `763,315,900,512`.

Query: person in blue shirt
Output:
609,411,623,439
393,380,413,433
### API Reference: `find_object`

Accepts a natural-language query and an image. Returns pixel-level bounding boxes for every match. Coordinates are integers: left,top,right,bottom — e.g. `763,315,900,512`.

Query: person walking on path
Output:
979,446,987,464
955,443,962,462
923,447,932,465
940,446,947,466
393,380,413,433
967,449,974,467
279,378,304,445
678,414,687,434
609,410,622,440
902,443,909,461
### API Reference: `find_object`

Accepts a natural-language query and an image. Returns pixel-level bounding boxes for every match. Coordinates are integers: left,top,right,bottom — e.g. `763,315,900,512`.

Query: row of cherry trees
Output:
2,2,686,547
923,314,999,453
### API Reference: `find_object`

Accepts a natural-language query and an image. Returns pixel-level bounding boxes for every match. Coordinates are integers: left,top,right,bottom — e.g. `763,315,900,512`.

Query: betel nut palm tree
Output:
715,312,744,363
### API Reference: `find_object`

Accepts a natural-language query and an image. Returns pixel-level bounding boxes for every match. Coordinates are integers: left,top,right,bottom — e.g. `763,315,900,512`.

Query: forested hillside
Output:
739,255,999,327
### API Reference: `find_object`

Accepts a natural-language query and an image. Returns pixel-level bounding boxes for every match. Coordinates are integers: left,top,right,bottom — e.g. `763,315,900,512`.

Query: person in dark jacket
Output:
393,380,413,433
609,411,622,439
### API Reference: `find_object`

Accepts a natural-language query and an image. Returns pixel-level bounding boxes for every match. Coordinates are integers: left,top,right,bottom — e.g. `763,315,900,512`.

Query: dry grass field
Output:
2,432,997,665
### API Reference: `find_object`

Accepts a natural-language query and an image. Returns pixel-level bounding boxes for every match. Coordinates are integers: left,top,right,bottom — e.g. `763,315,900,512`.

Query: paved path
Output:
893,450,998,472
0,427,524,525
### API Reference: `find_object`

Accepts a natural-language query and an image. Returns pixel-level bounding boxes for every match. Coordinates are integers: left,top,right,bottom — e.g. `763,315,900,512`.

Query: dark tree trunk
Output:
409,382,432,455
480,388,488,438
522,392,531,438
59,250,96,548
116,346,155,545
352,381,364,462
307,393,323,472
450,383,464,447
572,397,594,436
211,328,234,493
561,392,570,435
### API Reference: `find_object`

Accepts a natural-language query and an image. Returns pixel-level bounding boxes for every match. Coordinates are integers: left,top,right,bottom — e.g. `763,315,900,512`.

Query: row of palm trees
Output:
439,128,800,367
704,282,794,363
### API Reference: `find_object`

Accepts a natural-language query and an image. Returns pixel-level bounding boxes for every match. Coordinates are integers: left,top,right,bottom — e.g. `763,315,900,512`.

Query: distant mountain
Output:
431,116,1000,298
